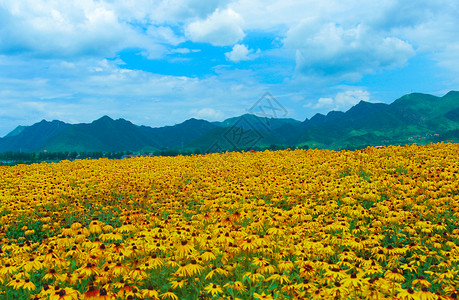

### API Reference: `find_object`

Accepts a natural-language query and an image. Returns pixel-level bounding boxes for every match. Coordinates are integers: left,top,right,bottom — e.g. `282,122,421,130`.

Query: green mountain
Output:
0,116,219,153
213,113,301,131
140,118,218,150
43,116,160,152
0,120,70,152
186,114,301,152
5,125,27,138
1,91,459,153
291,91,459,149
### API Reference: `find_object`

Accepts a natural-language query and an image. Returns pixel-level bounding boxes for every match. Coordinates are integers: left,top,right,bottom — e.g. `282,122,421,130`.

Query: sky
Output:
1,0,459,137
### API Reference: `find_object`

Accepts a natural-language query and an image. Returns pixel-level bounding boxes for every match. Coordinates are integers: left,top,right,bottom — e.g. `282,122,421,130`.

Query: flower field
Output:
1,143,459,300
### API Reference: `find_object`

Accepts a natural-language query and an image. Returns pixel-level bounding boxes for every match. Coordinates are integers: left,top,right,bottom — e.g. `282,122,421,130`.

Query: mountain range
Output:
1,91,459,153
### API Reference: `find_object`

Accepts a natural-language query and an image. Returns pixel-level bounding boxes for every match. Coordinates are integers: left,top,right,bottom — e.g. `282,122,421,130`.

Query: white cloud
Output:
0,0,192,59
313,97,333,109
169,48,202,55
389,3,459,73
225,0,459,80
0,1,123,57
1,0,459,136
185,8,245,46
436,44,459,73
335,90,370,108
285,22,415,78
310,89,370,111
0,55,268,136
146,26,185,46
190,108,224,120
1,0,457,73
135,0,232,23
225,44,259,62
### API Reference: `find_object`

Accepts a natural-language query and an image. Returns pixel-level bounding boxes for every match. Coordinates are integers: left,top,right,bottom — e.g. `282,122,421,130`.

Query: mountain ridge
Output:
1,91,459,152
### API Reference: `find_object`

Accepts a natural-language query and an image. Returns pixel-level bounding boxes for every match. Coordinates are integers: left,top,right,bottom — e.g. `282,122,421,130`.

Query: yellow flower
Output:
25,229,35,236
127,267,147,281
242,271,265,284
43,269,67,282
253,292,275,300
240,238,257,252
49,287,80,300
23,279,36,291
327,281,349,298
323,267,347,283
397,287,420,300
201,250,216,261
141,286,160,299
184,259,204,277
298,262,315,278
252,257,269,267
70,222,83,231
277,260,294,272
223,281,247,293
97,288,113,300
384,268,405,282
175,240,195,257
295,278,314,291
2,142,459,300
205,267,218,280
147,254,164,269
204,283,223,296
89,220,103,234
0,263,18,277
22,257,43,272
415,287,437,300
412,275,432,288
66,272,85,286
232,281,246,292
401,263,418,273
77,263,99,277
103,224,114,232
111,262,129,277
258,264,276,275
7,277,25,290
169,278,186,289
160,290,179,300
264,272,291,284
99,232,123,242
173,263,188,277
341,272,364,288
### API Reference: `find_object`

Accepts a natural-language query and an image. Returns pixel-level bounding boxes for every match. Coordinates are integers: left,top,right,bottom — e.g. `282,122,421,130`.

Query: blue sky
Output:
1,0,459,136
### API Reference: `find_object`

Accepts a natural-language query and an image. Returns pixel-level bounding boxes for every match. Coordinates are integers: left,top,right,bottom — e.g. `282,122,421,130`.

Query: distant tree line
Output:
0,144,309,166
0,151,129,165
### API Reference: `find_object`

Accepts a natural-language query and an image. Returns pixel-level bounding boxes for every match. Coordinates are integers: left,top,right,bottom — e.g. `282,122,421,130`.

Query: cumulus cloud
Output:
335,90,370,108
310,90,370,111
285,22,415,78
146,26,185,46
313,97,333,109
185,8,245,46
1,0,459,135
0,2,123,57
225,44,259,62
131,0,232,23
0,55,267,136
389,2,459,73
230,0,458,78
190,108,224,120
0,1,190,59
1,0,457,72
